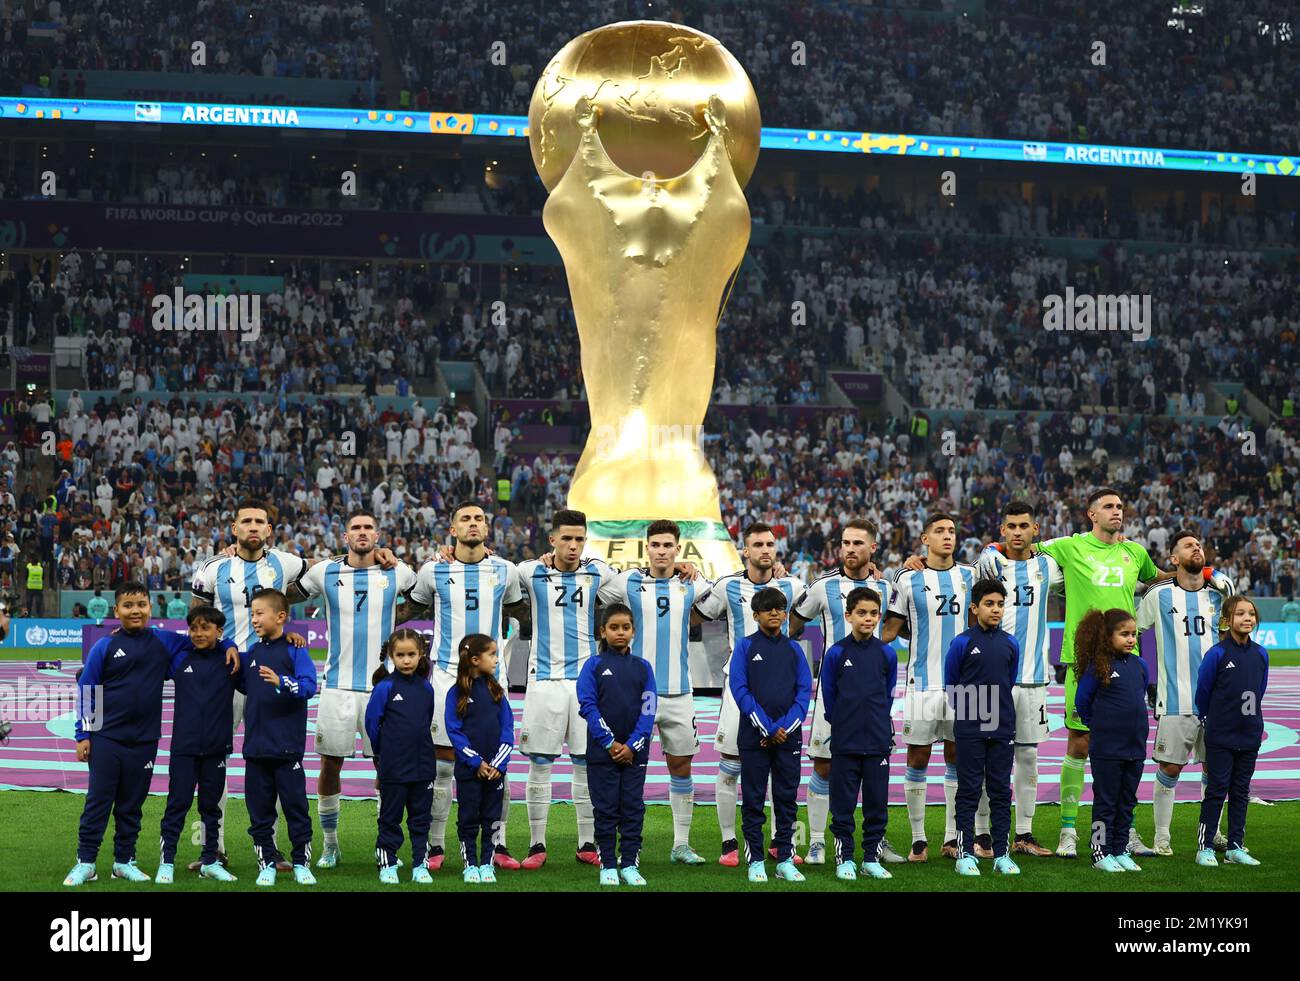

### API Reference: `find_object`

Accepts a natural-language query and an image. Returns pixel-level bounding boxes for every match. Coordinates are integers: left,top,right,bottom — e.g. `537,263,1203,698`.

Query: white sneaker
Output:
805,843,826,865
1127,829,1156,857
878,837,906,864
1153,836,1173,857
1056,827,1078,858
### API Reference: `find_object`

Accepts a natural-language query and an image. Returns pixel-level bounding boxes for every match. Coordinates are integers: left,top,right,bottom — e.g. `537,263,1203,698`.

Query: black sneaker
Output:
718,838,740,866
521,843,548,869
575,841,600,866
908,840,929,863
974,834,994,858
187,849,228,872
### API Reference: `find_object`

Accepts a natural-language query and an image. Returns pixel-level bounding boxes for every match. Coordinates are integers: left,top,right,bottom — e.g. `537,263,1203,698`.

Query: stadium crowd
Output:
6,0,1298,155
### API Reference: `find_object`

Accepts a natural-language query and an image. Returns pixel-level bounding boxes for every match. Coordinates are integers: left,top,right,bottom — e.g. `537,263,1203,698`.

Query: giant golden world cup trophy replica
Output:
528,21,760,577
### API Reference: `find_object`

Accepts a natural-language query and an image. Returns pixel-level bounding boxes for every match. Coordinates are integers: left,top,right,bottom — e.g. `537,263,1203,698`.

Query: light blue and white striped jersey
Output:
191,547,308,652
889,564,977,692
976,547,1063,685
792,568,893,646
693,571,803,668
299,559,418,692
517,557,617,681
1136,580,1233,716
410,555,522,673
601,569,704,696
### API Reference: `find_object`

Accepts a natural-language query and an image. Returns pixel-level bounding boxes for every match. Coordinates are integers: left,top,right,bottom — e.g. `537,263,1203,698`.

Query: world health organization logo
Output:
25,625,49,646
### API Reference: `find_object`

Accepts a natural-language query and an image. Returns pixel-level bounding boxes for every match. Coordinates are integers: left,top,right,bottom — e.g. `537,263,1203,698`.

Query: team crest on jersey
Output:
672,581,687,595
1122,555,1131,564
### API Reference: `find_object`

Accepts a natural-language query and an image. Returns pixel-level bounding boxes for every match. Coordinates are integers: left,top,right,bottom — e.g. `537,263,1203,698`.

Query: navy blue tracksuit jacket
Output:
235,634,317,867
729,629,812,864
160,639,239,865
821,633,896,863
444,674,514,866
75,627,200,864
365,669,438,867
944,624,1018,858
1074,650,1150,859
578,648,657,869
1195,636,1269,851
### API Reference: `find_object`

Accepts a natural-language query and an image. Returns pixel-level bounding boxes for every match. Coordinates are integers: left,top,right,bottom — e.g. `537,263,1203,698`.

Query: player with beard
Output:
397,501,532,871
286,510,418,869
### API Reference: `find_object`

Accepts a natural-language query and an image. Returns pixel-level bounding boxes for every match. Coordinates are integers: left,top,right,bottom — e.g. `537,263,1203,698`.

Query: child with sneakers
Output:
821,587,898,881
1194,595,1269,868
366,628,437,884
576,604,657,886
236,589,317,886
444,633,514,884
729,587,812,884
943,579,1021,877
157,605,242,884
64,582,238,887
1073,608,1149,874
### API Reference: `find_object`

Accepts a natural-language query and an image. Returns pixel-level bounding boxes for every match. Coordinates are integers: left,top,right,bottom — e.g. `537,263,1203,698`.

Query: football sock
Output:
1013,745,1039,834
526,757,553,847
905,767,927,842
943,763,958,841
807,772,831,850
717,759,741,842
1060,755,1086,829
571,756,594,845
318,793,340,849
1154,769,1179,840
429,760,454,850
669,775,694,849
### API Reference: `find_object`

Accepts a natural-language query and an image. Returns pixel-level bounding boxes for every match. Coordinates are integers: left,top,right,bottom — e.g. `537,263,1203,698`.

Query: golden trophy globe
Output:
528,21,760,577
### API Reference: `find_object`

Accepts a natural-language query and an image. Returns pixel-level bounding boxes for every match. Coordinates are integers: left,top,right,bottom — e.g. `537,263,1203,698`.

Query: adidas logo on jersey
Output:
752,653,763,661
844,659,853,667
183,665,194,673
1225,661,1236,668
144,761,153,769
880,758,888,765
601,668,613,676
112,649,126,658
292,762,301,770
218,760,225,768
971,647,982,655
1110,670,1121,678
393,693,404,701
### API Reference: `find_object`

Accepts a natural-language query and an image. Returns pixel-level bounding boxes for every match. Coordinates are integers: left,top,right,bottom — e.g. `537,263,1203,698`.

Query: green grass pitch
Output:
3,791,1295,891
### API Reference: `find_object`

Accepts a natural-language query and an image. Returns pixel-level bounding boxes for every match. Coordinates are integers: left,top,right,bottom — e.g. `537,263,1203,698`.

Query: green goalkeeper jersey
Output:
1036,533,1161,664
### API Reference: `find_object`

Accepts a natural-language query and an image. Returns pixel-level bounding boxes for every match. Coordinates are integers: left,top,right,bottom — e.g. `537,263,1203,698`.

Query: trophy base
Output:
583,519,740,580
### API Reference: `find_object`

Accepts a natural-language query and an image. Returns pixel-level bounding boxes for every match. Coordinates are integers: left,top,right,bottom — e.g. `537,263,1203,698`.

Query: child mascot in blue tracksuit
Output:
64,582,238,887
729,586,812,884
821,586,898,882
445,632,515,885
235,589,317,886
577,603,657,887
944,578,1021,877
1194,595,1269,868
157,605,241,884
1073,608,1149,873
365,628,438,884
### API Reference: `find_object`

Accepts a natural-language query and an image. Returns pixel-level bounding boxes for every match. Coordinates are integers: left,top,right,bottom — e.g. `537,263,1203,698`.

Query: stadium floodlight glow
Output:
1,95,1297,177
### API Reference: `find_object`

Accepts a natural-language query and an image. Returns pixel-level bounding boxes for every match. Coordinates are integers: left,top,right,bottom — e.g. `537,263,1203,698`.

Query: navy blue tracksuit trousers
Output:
830,753,890,865
956,737,1014,858
377,779,434,868
246,756,312,867
455,773,504,866
741,745,801,863
588,762,647,870
1090,758,1143,860
1199,746,1257,851
78,736,158,864
159,752,226,864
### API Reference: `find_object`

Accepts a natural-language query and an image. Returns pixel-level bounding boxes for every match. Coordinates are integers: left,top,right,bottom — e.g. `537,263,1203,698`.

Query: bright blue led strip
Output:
1,96,1295,177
